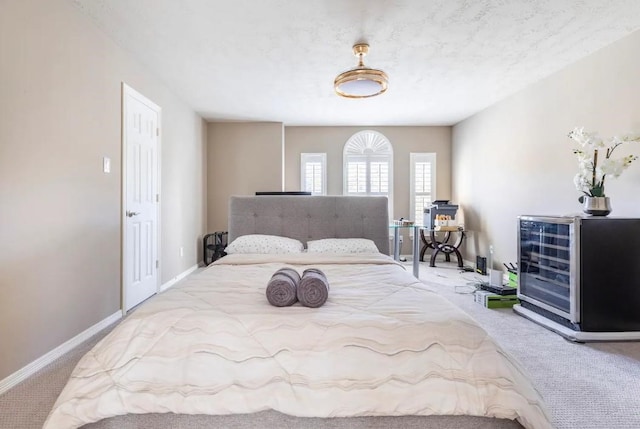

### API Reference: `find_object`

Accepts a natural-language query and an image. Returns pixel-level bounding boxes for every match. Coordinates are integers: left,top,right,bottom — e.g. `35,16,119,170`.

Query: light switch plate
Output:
103,157,111,173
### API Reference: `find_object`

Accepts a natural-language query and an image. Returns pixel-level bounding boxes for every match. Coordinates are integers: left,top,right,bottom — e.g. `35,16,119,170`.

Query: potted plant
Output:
569,127,639,215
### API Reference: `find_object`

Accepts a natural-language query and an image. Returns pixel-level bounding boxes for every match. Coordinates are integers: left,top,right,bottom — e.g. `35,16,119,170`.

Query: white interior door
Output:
122,84,160,312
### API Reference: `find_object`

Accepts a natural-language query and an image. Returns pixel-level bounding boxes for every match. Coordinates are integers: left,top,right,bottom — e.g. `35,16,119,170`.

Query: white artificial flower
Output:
611,136,624,145
578,157,591,171
620,133,640,143
585,133,604,148
600,159,625,178
569,127,603,148
569,127,639,198
573,149,590,162
623,154,639,166
573,173,590,192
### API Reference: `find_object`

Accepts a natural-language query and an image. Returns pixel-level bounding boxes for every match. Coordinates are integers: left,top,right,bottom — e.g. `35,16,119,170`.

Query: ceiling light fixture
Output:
334,43,388,98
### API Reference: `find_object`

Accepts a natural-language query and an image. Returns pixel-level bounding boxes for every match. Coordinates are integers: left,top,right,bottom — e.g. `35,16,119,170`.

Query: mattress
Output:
44,253,552,429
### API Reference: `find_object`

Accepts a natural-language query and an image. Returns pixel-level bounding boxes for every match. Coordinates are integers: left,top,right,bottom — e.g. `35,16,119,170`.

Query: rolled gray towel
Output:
266,268,301,307
297,268,330,308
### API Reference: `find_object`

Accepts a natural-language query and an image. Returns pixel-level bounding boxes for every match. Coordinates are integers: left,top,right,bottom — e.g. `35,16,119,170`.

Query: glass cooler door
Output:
518,217,574,318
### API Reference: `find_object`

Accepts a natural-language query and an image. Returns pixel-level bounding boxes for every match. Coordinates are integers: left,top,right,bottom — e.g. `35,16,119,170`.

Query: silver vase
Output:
583,196,611,216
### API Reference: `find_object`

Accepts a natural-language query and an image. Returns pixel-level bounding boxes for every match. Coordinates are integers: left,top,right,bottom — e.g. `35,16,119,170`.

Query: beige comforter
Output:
44,253,552,429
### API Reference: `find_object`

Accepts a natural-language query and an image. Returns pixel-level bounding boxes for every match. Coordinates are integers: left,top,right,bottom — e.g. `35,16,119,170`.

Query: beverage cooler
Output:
515,215,640,342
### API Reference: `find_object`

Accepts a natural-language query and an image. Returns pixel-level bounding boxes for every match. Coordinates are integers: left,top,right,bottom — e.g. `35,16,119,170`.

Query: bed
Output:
44,196,552,429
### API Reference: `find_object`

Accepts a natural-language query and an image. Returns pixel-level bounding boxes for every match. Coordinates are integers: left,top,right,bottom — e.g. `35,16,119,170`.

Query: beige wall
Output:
207,122,284,232
206,125,451,253
452,30,640,269
0,0,207,380
285,126,452,253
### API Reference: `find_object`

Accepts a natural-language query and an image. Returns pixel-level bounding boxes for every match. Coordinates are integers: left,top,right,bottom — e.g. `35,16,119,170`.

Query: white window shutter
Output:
343,131,394,219
410,153,436,225
300,153,327,195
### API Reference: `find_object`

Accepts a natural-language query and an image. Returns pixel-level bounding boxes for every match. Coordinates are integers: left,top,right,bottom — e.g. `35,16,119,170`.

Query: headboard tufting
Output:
228,195,389,255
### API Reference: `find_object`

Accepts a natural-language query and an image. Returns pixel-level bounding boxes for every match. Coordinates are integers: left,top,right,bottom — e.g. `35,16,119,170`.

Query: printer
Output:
423,200,459,229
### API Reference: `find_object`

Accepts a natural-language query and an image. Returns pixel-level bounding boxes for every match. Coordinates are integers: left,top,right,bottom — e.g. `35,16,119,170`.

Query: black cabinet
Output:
579,220,640,332
515,216,640,341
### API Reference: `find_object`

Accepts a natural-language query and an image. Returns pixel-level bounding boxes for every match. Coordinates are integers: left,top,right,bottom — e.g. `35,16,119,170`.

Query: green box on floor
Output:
508,271,518,288
474,290,519,308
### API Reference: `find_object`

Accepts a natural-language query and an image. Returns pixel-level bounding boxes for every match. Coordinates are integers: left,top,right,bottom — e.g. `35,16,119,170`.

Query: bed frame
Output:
84,195,523,429
228,195,390,255
86,411,521,428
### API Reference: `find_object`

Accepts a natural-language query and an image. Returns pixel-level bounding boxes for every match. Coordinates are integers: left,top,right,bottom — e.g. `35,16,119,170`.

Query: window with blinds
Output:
410,153,436,224
343,131,393,218
370,161,389,193
300,153,326,195
346,160,367,193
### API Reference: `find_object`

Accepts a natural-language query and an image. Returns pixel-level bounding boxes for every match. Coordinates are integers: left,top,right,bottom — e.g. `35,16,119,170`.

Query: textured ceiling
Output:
72,0,640,126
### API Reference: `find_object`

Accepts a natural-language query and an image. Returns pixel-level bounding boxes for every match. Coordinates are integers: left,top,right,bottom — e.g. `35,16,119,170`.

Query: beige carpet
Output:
414,261,640,429
0,322,112,429
2,260,640,428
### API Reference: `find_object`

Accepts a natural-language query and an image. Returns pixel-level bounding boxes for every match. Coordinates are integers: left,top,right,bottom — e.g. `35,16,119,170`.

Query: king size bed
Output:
44,196,552,429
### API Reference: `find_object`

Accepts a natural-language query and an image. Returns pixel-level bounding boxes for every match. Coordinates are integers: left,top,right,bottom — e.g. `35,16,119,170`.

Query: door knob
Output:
126,211,140,217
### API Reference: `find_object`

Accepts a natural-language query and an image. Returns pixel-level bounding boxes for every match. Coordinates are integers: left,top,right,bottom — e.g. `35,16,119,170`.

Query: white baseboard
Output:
0,310,121,395
464,259,481,271
160,264,198,292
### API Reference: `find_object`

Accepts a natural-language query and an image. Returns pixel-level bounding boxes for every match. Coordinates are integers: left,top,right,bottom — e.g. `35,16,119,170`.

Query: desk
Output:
389,224,413,261
389,226,465,278
389,225,421,278
419,227,465,268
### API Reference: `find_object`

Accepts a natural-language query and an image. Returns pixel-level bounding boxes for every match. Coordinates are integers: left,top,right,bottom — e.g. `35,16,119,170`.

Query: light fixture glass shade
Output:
334,44,388,98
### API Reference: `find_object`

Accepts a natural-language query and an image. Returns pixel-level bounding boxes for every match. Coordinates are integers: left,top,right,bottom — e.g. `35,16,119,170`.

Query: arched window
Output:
343,130,393,218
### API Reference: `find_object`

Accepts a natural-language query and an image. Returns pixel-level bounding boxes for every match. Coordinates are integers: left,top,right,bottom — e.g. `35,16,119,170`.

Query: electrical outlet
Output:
489,244,494,254
179,247,184,258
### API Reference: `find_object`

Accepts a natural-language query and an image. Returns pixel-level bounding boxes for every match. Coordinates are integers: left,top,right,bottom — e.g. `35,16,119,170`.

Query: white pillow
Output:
225,234,304,254
306,238,379,254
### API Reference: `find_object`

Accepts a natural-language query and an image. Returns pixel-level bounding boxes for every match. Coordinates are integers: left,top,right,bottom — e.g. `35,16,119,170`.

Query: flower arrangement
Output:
569,127,640,203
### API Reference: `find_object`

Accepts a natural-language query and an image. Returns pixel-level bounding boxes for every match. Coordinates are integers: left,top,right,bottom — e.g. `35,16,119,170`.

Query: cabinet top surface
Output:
519,215,640,221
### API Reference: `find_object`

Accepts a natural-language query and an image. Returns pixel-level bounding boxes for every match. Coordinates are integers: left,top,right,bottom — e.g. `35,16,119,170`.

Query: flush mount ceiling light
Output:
334,43,388,98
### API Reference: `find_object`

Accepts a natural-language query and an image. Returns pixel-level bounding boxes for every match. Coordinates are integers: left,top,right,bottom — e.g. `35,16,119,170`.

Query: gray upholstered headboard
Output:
228,196,389,255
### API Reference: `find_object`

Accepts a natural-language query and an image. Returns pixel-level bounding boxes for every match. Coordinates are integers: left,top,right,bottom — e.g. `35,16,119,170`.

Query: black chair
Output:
203,231,228,265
